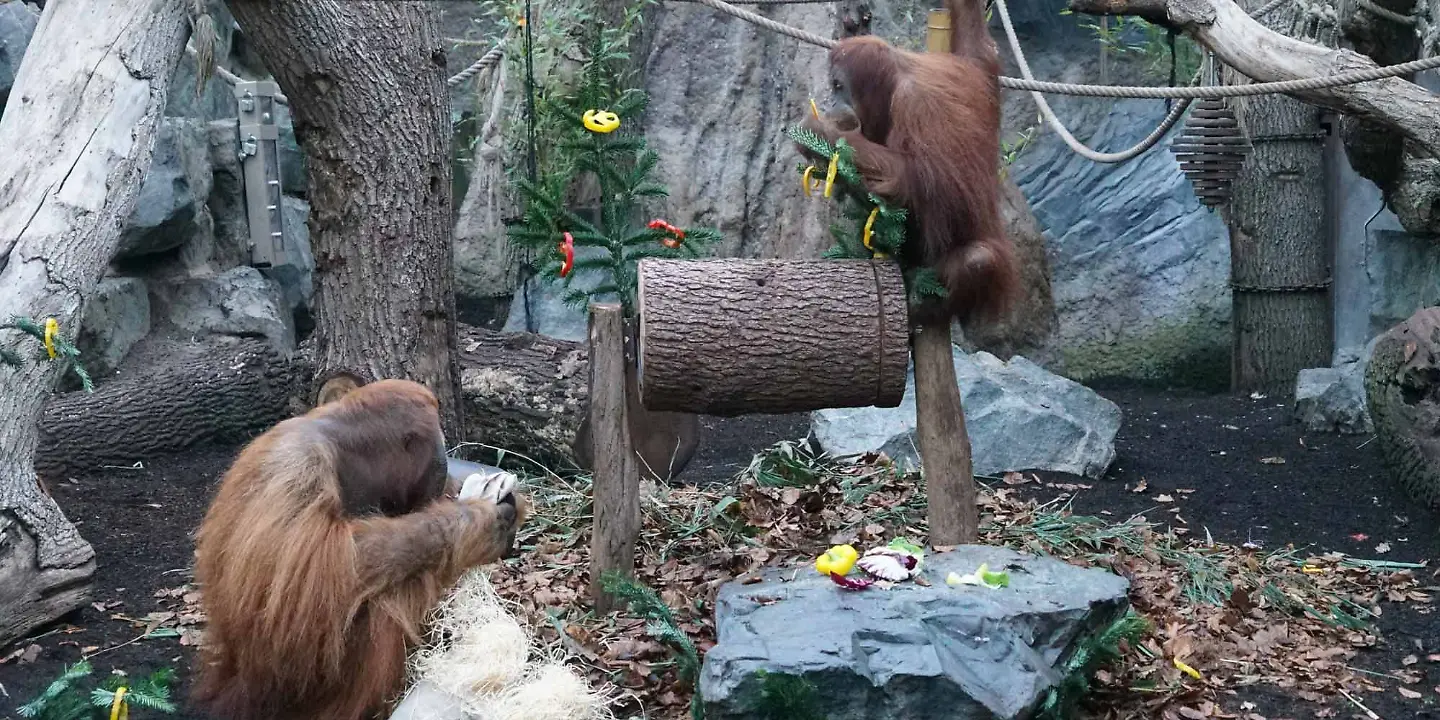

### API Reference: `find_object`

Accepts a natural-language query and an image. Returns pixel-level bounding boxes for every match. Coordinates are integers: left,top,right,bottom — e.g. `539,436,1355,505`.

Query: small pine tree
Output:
507,31,722,318
785,126,947,311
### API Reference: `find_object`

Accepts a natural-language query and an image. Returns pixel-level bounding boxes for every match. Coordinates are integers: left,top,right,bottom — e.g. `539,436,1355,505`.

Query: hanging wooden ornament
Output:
1170,97,1251,208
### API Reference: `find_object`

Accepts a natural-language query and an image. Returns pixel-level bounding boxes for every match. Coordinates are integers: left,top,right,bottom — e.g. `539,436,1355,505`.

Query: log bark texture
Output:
1067,0,1440,236
226,0,463,436
0,0,191,645
456,325,590,471
637,259,911,416
1223,0,1333,392
34,339,307,480
1363,306,1440,508
35,326,595,480
588,304,639,613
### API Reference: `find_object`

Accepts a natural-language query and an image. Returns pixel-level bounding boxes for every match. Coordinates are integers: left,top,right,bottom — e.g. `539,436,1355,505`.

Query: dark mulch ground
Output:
2,386,1437,719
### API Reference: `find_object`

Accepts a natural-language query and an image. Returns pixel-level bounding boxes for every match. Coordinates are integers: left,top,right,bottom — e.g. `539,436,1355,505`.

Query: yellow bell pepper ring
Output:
815,544,859,577
582,109,621,133
823,152,839,198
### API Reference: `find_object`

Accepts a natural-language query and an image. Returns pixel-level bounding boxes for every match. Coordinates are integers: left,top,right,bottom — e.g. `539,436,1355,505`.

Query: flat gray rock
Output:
700,545,1130,720
811,349,1122,479
1294,337,1379,435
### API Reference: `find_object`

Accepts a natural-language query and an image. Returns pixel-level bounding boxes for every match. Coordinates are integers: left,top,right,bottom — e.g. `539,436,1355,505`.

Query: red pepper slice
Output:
558,232,575,278
829,572,874,590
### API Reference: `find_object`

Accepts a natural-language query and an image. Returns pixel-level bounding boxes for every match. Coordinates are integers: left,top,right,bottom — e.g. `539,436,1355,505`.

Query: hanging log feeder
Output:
1171,97,1252,208
636,259,910,416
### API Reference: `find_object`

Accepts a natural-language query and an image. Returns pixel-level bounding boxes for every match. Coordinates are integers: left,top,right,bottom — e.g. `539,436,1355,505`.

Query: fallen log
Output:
34,338,309,480
33,325,696,482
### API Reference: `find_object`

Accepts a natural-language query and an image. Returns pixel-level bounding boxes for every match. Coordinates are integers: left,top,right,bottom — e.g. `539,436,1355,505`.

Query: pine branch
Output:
18,661,93,718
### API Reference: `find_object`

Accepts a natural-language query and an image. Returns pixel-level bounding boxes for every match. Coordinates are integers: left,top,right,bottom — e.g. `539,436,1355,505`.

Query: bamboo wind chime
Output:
1170,56,1252,208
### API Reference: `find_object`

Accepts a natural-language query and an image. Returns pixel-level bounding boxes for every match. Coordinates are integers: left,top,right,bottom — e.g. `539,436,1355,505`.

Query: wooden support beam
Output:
911,320,977,545
587,302,639,613
637,259,910,416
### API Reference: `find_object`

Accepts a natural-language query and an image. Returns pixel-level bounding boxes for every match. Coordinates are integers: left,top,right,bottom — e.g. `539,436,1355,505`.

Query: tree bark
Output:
1223,1,1333,392
1066,0,1440,236
588,303,639,613
637,259,911,416
1363,306,1440,509
226,0,463,436
0,0,191,645
34,339,306,480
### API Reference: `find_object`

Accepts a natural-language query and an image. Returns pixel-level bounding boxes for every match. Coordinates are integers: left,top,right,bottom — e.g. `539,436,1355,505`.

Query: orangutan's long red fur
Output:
191,379,525,720
800,0,1018,326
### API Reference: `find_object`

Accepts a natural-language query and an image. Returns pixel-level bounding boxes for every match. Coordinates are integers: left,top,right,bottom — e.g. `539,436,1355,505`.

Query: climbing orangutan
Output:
799,0,1019,327
191,377,528,720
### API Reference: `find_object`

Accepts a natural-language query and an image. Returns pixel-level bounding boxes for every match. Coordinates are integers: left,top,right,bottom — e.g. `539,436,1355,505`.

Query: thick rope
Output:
1355,0,1417,25
682,0,1440,98
995,0,1192,162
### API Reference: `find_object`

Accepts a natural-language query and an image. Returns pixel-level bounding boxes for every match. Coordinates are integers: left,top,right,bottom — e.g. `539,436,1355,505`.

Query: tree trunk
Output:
226,0,462,436
1223,2,1333,393
1363,306,1440,509
35,339,307,480
0,0,191,645
637,259,911,416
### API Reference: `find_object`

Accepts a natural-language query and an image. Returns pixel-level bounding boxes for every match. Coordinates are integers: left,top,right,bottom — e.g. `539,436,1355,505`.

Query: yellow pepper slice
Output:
43,317,58,359
809,98,820,120
582,109,621,134
110,687,129,720
815,544,858,576
823,152,839,198
862,207,879,252
802,165,821,197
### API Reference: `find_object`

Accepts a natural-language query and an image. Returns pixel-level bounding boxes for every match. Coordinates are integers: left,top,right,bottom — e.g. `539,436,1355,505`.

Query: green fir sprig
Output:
18,661,177,720
1037,609,1151,719
599,571,705,720
785,126,947,308
2,315,95,392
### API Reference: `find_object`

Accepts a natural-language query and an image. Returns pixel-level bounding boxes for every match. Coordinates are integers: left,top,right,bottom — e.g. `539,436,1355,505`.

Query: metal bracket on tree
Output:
235,80,287,269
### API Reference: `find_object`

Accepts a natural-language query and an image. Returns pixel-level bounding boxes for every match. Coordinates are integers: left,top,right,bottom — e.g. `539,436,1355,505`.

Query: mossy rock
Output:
1363,307,1440,508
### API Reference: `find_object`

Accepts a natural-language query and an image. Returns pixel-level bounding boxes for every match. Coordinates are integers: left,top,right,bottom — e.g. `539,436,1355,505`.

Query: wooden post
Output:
914,6,978,546
587,302,639,612
911,320,976,545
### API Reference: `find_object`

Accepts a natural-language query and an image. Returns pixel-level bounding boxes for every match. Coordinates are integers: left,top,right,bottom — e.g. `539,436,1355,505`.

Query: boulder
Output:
700,544,1131,720
152,266,295,353
1293,337,1378,435
0,0,38,111
116,117,214,261
76,277,151,380
205,119,254,270
501,245,619,341
811,348,1122,479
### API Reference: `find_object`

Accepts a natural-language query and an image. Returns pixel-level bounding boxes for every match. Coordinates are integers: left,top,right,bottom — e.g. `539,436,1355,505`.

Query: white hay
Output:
487,663,609,720
396,570,613,720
